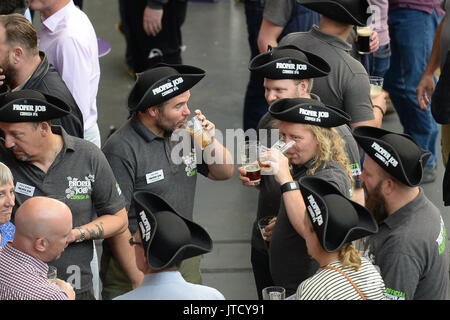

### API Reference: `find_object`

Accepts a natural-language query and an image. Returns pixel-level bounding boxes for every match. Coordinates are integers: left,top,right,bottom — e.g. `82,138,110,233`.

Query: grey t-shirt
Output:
364,189,449,300
263,0,294,27
279,26,375,124
102,115,209,234
0,126,125,294
269,159,352,296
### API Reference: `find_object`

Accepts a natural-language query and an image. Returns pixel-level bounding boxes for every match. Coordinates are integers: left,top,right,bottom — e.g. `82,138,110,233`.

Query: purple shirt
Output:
0,243,68,300
389,0,444,15
39,1,100,132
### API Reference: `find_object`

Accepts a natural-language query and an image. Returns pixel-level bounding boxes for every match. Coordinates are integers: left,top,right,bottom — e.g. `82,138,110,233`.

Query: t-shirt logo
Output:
182,149,197,177
65,175,95,200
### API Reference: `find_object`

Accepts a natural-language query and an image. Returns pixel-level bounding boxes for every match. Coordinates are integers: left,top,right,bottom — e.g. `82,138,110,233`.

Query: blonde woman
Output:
295,176,384,300
0,162,15,247
255,97,355,296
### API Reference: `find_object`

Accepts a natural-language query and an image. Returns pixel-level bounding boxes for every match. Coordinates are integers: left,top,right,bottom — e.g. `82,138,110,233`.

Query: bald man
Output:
0,197,75,300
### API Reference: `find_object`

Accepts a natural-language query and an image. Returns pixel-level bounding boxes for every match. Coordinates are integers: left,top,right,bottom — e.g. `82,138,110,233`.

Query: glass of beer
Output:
184,117,212,150
356,26,372,55
241,141,261,185
369,76,384,99
262,286,285,300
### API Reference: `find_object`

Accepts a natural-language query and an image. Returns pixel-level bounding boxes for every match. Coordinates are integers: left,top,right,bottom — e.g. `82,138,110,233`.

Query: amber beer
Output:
244,164,261,184
357,26,372,55
189,130,212,149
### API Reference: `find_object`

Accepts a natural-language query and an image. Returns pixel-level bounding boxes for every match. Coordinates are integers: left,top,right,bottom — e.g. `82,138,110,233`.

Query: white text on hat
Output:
152,77,184,97
138,210,152,242
307,194,323,226
371,141,399,168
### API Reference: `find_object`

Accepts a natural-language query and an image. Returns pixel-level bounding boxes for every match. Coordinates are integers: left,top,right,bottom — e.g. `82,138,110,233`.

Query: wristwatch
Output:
280,181,299,193
75,227,85,243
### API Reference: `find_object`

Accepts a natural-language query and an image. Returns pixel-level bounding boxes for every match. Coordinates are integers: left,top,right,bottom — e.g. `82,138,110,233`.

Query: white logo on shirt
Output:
65,175,95,200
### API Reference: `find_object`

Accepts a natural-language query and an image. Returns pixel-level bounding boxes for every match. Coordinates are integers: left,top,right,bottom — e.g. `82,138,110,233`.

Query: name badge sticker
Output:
15,182,35,197
146,170,165,184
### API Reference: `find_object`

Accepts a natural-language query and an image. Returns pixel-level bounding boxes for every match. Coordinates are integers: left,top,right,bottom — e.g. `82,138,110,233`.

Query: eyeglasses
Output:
129,237,143,247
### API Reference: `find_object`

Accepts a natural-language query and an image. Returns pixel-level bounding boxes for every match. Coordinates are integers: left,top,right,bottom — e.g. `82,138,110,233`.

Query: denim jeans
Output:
384,8,441,168
369,44,391,78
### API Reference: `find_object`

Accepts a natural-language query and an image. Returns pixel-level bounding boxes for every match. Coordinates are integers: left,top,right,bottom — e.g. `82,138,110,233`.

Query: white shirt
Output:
39,1,100,131
114,271,226,300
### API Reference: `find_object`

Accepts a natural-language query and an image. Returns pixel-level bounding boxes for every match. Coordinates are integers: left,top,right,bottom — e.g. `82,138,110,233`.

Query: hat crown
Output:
152,211,191,264
1,89,46,103
297,0,371,26
322,193,358,248
271,47,308,62
269,97,351,127
353,126,430,186
127,64,205,112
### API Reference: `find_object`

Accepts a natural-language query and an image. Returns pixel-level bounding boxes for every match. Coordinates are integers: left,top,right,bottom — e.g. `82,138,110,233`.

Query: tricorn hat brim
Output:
128,64,205,113
297,0,371,27
249,45,330,79
299,176,378,252
353,126,431,186
0,89,70,122
133,191,212,270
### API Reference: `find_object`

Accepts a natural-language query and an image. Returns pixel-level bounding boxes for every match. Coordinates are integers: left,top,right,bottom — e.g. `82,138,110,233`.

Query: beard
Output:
363,181,388,224
9,146,32,162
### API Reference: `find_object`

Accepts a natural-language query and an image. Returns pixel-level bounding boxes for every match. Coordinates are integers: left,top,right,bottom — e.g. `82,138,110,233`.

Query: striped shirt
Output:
296,258,386,300
0,243,68,300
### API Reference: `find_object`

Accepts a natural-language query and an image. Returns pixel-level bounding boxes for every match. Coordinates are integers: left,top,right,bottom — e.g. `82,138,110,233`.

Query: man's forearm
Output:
75,208,128,241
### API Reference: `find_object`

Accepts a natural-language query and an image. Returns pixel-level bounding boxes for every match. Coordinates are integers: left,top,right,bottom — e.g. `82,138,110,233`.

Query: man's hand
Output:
369,30,380,53
416,73,435,110
238,165,260,187
55,279,75,300
143,6,163,36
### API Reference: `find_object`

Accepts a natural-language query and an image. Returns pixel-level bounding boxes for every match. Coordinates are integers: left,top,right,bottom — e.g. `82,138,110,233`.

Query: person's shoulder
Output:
188,283,226,300
102,121,137,153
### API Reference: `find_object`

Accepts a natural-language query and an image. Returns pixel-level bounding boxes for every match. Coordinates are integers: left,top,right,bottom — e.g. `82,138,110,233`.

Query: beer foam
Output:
357,27,372,36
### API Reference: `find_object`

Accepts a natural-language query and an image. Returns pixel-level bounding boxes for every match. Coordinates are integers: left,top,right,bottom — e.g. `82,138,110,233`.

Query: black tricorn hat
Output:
0,89,70,122
269,97,351,127
299,176,378,252
297,0,371,27
353,126,431,187
249,45,330,79
128,63,205,112
133,191,212,271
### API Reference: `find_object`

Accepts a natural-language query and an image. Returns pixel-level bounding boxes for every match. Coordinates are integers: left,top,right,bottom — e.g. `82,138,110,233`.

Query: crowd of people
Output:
0,0,448,301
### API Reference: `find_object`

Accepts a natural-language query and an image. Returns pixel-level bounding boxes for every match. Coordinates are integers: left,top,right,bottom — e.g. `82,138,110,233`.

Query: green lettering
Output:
385,288,406,298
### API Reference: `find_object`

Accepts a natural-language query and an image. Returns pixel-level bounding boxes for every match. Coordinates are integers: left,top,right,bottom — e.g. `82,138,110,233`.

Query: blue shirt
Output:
0,222,15,247
114,271,225,300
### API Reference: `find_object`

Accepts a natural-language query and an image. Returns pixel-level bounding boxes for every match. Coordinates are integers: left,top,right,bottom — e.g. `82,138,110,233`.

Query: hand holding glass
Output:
184,117,212,150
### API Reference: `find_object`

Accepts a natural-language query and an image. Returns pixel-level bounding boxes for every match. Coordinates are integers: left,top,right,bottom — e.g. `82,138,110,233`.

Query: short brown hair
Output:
0,13,38,55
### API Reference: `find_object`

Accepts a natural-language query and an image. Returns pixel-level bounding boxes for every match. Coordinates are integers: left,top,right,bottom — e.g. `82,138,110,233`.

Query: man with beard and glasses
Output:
353,126,449,300
100,64,234,300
